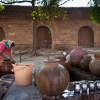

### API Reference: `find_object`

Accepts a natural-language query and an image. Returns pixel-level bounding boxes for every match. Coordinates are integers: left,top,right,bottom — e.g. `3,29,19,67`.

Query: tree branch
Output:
0,0,32,4
59,0,72,6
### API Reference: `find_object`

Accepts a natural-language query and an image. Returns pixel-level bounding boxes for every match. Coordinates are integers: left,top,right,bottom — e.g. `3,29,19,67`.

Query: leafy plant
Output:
31,0,68,24
31,6,67,24
89,0,100,24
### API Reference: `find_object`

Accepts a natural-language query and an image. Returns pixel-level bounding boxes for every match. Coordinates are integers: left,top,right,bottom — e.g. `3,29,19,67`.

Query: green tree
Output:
89,0,100,24
0,0,68,23
0,5,5,13
0,0,100,24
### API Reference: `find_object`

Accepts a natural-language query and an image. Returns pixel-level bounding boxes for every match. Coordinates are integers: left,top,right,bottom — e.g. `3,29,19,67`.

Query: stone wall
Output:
0,6,100,51
52,20,100,50
0,6,33,50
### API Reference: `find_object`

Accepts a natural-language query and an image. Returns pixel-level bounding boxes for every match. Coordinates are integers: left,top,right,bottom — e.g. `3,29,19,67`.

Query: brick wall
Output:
0,6,100,51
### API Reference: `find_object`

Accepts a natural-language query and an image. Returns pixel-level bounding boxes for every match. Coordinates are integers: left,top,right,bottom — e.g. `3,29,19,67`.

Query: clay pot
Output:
70,47,88,67
89,53,100,76
55,56,71,74
79,55,91,72
55,56,66,67
35,59,70,97
0,60,14,77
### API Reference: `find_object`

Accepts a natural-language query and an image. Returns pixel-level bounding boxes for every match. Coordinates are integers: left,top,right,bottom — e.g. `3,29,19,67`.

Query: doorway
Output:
78,26,94,47
36,26,52,49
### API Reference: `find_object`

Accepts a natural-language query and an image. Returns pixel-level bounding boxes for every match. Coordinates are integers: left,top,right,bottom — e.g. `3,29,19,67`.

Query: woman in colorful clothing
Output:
0,40,15,63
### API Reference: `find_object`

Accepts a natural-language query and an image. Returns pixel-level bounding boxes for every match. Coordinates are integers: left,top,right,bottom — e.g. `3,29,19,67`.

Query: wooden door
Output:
36,26,52,49
0,27,5,41
78,26,94,47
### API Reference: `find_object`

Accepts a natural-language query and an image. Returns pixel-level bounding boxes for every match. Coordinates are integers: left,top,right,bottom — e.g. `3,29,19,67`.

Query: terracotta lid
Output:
44,59,60,63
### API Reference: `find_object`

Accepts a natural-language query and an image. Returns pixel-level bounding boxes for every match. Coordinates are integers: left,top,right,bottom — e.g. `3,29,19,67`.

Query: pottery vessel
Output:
55,56,66,67
89,53,100,76
35,59,70,97
80,55,91,72
0,60,14,77
70,47,88,67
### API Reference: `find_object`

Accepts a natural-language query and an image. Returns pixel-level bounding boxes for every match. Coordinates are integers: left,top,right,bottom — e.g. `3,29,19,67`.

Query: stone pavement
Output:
2,79,43,100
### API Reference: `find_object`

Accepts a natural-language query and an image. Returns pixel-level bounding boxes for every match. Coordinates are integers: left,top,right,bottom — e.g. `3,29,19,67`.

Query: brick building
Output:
0,6,100,51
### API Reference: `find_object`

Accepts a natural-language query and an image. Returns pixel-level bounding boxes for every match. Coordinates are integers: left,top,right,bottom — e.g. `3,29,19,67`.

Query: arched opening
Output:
36,26,52,49
78,26,94,47
0,27,5,41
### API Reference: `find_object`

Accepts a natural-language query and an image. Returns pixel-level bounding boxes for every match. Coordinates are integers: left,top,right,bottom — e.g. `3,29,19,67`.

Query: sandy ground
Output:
12,48,66,70
13,53,56,72
12,48,100,72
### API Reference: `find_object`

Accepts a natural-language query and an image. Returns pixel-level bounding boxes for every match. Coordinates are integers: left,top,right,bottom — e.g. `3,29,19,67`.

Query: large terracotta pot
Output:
79,55,91,72
0,60,14,77
89,53,100,76
70,47,88,67
35,59,70,97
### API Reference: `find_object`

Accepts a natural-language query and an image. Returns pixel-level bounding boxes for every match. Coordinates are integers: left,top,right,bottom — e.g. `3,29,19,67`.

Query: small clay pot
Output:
0,60,14,77
55,56,66,67
80,55,91,72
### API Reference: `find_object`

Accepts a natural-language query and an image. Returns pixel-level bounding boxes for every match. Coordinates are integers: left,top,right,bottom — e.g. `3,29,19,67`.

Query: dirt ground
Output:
13,52,58,73
12,48,100,73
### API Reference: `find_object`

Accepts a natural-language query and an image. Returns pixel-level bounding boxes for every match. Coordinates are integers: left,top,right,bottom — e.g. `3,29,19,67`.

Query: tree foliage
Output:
0,0,68,24
0,0,100,24
89,0,100,24
31,0,68,24
0,5,5,13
